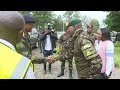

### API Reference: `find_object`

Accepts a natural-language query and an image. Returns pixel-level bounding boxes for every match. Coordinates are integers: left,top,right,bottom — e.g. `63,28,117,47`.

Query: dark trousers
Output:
61,59,73,70
99,72,112,79
43,50,53,71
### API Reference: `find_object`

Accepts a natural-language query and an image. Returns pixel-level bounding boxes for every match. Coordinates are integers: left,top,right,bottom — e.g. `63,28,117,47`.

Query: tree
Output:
81,15,91,31
104,11,120,32
19,11,31,15
52,15,63,31
19,11,54,30
63,11,92,31
63,11,81,21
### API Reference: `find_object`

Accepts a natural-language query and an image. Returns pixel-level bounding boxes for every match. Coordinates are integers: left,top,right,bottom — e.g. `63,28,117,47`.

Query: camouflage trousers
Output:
78,74,101,79
61,59,73,71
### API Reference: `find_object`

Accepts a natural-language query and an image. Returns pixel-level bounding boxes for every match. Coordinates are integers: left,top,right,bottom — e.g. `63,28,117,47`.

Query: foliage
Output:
19,11,54,30
114,47,120,67
104,11,120,32
63,11,81,21
52,15,63,31
63,11,91,31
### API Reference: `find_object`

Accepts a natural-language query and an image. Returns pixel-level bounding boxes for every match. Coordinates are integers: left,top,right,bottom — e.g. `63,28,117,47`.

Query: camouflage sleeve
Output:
30,56,45,64
54,39,74,61
79,37,102,76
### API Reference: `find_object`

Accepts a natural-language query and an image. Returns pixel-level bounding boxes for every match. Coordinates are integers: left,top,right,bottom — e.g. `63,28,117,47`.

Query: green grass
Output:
114,47,120,68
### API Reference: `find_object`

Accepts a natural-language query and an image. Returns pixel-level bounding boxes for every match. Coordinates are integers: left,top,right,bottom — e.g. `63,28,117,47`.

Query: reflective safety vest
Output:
0,43,33,79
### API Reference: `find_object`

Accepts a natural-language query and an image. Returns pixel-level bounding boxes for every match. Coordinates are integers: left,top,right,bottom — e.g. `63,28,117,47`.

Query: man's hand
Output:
44,30,51,35
45,55,56,64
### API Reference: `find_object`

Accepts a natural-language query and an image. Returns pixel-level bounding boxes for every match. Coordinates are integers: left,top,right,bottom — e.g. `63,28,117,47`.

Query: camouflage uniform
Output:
57,34,73,78
73,29,102,79
16,32,32,58
16,31,45,64
87,33,97,44
55,29,102,79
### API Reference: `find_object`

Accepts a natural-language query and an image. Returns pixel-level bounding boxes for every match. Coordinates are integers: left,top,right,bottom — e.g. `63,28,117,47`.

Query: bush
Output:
114,47,120,68
114,55,120,68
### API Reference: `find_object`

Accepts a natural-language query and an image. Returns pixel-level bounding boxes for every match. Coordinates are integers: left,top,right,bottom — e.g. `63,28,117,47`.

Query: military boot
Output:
48,63,52,74
69,70,73,79
57,68,64,77
44,62,47,74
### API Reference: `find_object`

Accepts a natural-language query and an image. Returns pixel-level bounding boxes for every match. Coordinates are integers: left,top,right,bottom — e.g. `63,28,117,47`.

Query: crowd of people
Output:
0,11,114,79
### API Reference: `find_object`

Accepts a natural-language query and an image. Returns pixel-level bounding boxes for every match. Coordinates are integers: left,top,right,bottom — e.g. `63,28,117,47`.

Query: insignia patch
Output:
87,51,92,56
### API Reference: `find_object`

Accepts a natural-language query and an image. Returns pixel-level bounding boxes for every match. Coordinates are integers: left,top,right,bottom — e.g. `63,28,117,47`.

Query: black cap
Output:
23,15,35,23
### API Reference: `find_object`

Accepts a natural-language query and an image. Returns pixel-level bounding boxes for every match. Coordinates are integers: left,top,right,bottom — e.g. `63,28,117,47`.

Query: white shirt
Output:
45,35,52,50
0,39,35,79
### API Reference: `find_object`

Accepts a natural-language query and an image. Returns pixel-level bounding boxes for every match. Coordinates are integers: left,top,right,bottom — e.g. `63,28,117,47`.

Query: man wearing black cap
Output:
16,15,50,65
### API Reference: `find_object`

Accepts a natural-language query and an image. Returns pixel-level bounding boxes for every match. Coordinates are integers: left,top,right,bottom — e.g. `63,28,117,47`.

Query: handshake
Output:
45,55,56,64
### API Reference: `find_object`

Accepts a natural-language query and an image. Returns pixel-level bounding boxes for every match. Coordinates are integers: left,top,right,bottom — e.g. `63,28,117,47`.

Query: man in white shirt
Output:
40,23,58,74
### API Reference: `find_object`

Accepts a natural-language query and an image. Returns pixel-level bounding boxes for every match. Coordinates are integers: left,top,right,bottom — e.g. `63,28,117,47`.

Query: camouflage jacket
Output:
16,32,32,58
73,29,102,79
16,32,45,64
87,33,97,44
54,33,73,61
55,29,102,79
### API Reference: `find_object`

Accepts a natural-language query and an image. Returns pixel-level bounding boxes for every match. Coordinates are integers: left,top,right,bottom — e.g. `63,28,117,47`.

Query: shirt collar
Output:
0,39,16,51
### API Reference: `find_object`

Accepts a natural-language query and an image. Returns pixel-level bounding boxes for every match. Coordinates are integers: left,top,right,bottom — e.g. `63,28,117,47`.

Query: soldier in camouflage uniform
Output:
48,18,102,79
57,28,73,79
86,22,97,44
16,15,49,65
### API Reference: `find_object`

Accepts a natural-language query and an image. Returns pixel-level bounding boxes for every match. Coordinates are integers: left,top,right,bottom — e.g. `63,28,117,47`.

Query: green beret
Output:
68,18,81,26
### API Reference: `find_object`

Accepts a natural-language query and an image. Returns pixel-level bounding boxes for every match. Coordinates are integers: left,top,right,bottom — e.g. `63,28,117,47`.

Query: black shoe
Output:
69,70,73,79
49,70,52,74
44,70,47,74
57,69,64,77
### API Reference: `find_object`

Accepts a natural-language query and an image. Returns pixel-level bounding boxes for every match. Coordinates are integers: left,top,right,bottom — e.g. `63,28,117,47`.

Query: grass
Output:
114,46,120,68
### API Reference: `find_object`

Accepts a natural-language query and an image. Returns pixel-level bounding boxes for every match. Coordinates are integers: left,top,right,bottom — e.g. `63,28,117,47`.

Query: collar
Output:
72,29,83,40
0,39,16,51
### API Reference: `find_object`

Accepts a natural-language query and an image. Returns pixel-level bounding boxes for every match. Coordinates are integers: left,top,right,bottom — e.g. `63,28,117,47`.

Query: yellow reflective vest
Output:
0,43,33,79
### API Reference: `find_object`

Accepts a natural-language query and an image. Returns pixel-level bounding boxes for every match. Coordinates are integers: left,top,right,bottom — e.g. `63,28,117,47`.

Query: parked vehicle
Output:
57,31,65,39
28,28,39,48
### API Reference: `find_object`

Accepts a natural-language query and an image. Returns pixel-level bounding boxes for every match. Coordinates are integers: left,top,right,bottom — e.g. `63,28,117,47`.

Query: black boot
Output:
57,68,64,77
44,62,47,74
69,70,73,79
48,63,52,74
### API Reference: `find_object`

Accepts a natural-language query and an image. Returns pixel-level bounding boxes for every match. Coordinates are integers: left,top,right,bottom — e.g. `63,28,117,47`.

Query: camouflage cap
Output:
67,18,81,27
87,20,93,28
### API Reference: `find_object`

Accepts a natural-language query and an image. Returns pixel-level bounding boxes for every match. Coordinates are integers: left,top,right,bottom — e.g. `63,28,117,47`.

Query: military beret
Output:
23,15,35,23
67,18,81,27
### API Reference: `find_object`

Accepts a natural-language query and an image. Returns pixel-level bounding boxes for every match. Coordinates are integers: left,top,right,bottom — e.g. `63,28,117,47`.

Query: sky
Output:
53,11,108,27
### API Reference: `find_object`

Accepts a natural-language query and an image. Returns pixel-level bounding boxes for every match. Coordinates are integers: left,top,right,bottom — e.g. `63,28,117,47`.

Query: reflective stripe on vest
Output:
10,56,30,79
0,43,31,79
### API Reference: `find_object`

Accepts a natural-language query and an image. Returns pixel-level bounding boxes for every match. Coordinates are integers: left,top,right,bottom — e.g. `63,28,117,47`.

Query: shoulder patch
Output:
87,51,92,56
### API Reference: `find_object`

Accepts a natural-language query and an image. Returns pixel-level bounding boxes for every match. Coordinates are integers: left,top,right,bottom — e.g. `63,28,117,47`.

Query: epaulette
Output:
79,32,89,39
80,32,94,45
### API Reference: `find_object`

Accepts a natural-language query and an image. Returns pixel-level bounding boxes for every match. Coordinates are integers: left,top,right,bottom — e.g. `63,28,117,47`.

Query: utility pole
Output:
63,20,64,32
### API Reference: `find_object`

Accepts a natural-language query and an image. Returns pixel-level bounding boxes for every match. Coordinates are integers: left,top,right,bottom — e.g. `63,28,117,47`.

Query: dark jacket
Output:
40,30,58,50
